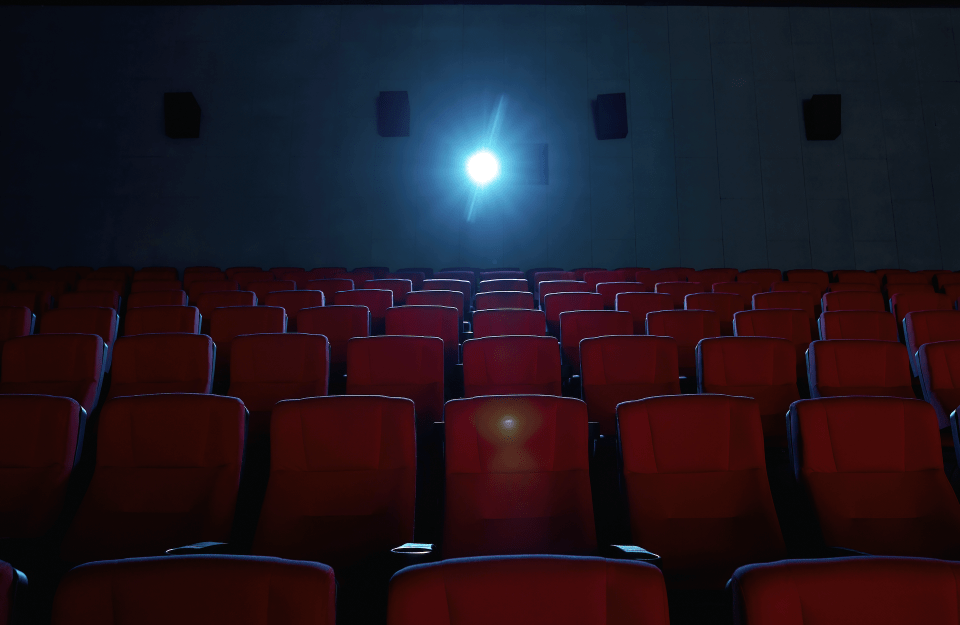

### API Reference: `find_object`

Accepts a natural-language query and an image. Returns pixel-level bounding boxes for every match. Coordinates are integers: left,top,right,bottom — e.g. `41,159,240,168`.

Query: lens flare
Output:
466,150,500,185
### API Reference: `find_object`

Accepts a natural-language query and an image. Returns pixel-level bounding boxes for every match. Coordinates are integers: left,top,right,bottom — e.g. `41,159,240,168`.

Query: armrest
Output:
165,542,236,556
391,542,434,555
601,544,662,565
815,546,871,558
390,543,439,569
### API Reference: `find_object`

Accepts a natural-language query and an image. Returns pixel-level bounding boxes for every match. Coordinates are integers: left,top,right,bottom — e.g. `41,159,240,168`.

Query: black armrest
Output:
165,542,235,556
391,542,434,555
601,544,662,565
390,543,439,569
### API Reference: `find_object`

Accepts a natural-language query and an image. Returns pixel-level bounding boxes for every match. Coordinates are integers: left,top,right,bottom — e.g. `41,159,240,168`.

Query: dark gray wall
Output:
2,5,958,271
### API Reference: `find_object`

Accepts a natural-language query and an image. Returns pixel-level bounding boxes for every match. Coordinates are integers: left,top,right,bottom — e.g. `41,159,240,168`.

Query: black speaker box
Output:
595,93,628,140
164,92,201,139
377,91,410,137
803,94,841,141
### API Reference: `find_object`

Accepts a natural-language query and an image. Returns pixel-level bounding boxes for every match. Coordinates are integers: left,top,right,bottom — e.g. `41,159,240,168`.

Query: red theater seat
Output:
538,280,592,308
787,397,960,557
128,290,188,309
209,306,287,385
833,269,882,287
596,282,650,309
891,292,952,324
619,395,785,588
60,394,246,563
712,281,762,302
696,337,799,441
188,280,239,304
347,336,443,430
39,306,118,369
905,310,960,376
386,305,460,370
59,290,120,311
77,277,126,297
646,310,720,380
580,335,680,437
355,266,390,279
423,279,471,311
636,269,682,284
51,555,335,625
688,268,739,285
827,282,880,293
532,271,575,297
233,271,277,290
821,290,885,312
0,334,104,413
935,272,960,291
887,272,930,286
304,278,354,303
785,269,829,291
366,279,413,305
269,266,304,279
807,339,914,399
247,280,296,303
335,289,393,335
263,291,325,331
407,290,464,323
124,306,200,335
582,270,631,289
818,310,898,341
0,395,84,538
195,291,256,333
615,292,673,334
252,395,415,568
478,279,527,293
0,306,33,349
479,270,524,281
752,291,817,335
655,281,707,309
475,291,535,311
733,309,812,379
384,271,425,290
183,271,227,289
736,269,782,290
0,291,46,317
559,310,632,369
462,336,561,397
543,292,603,337
225,266,261,280
297,305,369,384
130,280,182,293
919,341,960,429
107,334,215,399
886,283,936,301
337,271,375,290
434,271,476,293
387,556,669,625
442,395,596,557
684,292,745,335
471,309,546,338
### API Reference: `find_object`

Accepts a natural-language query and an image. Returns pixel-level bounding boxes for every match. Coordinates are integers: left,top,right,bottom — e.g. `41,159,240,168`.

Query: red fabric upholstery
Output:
225,267,261,280
297,305,370,380
827,282,880,293
183,271,226,289
462,336,561,397
384,271,425,290
736,269,782,290
887,284,936,300
888,272,932,286
818,310,899,341
684,292,745,335
582,271,631,289
580,335,680,437
108,334,214,399
425,280,473,309
247,280,296,303
40,307,118,367
654,282,708,309
252,396,415,567
532,271,575,297
785,269,829,290
367,279,413,305
61,394,245,563
596,282,650,309
480,271,525,281
407,290,464,321
834,269,882,287
821,290,885,312
619,395,785,588
124,306,200,336
228,334,329,443
335,290,394,335
51,555,335,625
936,272,960,291
752,291,817,335
919,341,960,428
559,310,633,369
209,306,287,383
696,337,799,439
347,336,444,429
0,395,82,538
0,334,104,413
733,309,812,379
443,395,596,557
188,280,239,304
807,339,914,399
646,310,720,379
388,555,669,625
309,267,349,280
59,290,120,311
263,291,325,331
0,306,32,348
636,269,682,284
712,281,762,302
543,292,603,337
0,559,24,625
303,278,355,304
479,279,528,293
0,291,47,316
891,292,953,324
269,266,304,279
689,268,739,285
472,309,545,338
787,397,960,557
615,292,674,334
233,271,277,290
78,277,126,297
475,291,535,311
196,291,256,334
130,280,182,293
356,266,389,279
386,305,459,369
434,271,476,292
128,290,188,309
538,280,592,308
731,557,960,625
771,281,826,303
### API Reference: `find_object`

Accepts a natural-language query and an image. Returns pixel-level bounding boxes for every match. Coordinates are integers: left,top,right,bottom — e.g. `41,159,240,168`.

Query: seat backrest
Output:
712,281,762,302
334,289,393,334
225,267,262,280
807,340,914,399
538,280,592,307
474,291,535,311
654,282,708,309
209,306,287,381
618,394,785,588
827,282,881,293
479,270,525,281
296,305,370,375
183,271,227,289
615,292,674,334
559,310,633,369
77,277,126,297
423,280,471,308
130,280,182,293
919,341,960,429
733,309,813,379
935,273,960,290
478,279,528,293
0,334,105,413
645,310,721,379
582,270,629,289
735,269,782,290
387,556,669,625
124,306,201,336
596,282,650,309
886,283,936,301
787,397,960,557
188,280,239,304
771,281,826,300
51,555,335,625
684,292,745,335
61,394,246,563
785,269,829,290
580,335,680,437
269,267,304,280
248,280,296,303
263,291,325,331
346,336,444,429
129,290,190,310
195,291,257,324
532,271,575,296
635,269,682,284
108,334,215,399
462,336,561,397
406,290,464,321
385,305,459,369
752,291,816,320
0,306,33,347
891,292,953,324
434,271,476,292
472,309,546,338
821,290,885,312
233,271,277,290
39,307,119,357
543,292,603,337
252,396,415,567
0,291,45,316
833,269,882,287
308,267,349,280
696,337,799,439
303,278,355,303
730,557,960,625
59,290,121,311
0,394,84,538
366,279,413,305
688,268,739,286
384,271,425,290
443,395,596,557
818,310,899,341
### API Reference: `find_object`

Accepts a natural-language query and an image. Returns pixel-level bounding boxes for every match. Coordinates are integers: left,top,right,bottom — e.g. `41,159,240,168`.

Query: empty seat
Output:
833,269,882,287
434,271,476,291
475,291,535,311
818,310,899,341
787,396,960,557
247,280,295,303
752,291,817,335
615,292,674,334
646,310,721,379
619,394,785,588
0,306,33,349
696,337,800,440
807,339,914,398
886,283,935,300
688,268,739,285
891,292,952,324
17,279,67,301
543,292,603,337
684,292,745,335
635,269,682,284
209,306,287,384
269,266,304,279
130,279,182,293
904,310,960,376
582,270,630,289
297,305,370,383
559,310,633,369
334,289,393,335
406,290,464,322
919,341,960,429
580,335,680,437
386,305,460,370
228,333,329,442
387,555,668,625
0,560,25,625
935,272,960,291
1,290,49,316
346,336,444,430
596,282,650,309
366,279,413,305
384,271,425,290
538,280,592,308
827,282,881,293
472,309,546,338
58,290,120,311
225,266,262,280
127,290,188,309
462,336,561,397
736,269,782,290
60,394,246,563
712,281,762,302
479,270,525,281
107,334,215,399
887,273,930,286
0,395,84,538
39,307,119,369
124,306,200,335
308,267,349,279
443,395,596,557
654,281,707,309
304,278,354,303
183,270,227,289
188,280,239,304
771,282,826,307
532,271,575,297
821,290,885,312
423,279,471,312
479,279,528,293
263,291,325,332
51,555,335,625
732,309,812,381
77,277,126,297
784,269,830,291
0,334,104,413
195,291,256,333
233,271,277,290
337,271,375,289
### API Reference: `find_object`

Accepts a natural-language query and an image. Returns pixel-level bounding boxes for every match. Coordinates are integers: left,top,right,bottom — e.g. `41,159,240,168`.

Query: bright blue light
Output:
466,150,500,185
